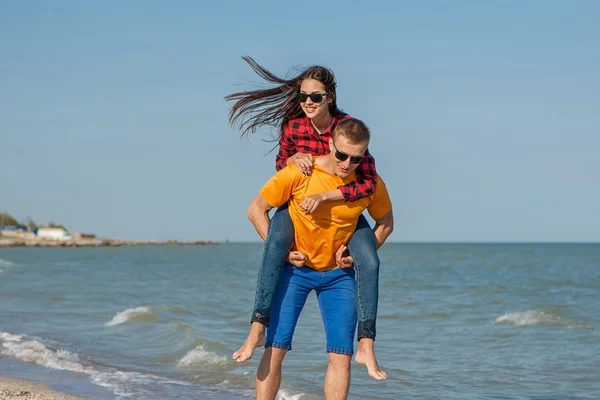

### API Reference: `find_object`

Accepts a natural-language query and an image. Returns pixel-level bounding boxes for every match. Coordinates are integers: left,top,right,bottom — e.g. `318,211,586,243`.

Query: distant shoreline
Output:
0,238,218,248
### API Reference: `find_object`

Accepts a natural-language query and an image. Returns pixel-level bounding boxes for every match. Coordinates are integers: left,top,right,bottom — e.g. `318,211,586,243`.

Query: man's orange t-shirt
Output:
260,160,392,271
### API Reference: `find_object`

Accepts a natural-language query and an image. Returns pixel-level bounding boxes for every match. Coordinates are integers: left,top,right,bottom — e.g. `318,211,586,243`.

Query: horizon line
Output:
221,240,600,245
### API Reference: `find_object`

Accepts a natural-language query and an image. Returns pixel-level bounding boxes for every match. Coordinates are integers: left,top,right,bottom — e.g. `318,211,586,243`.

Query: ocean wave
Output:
178,344,228,368
0,258,15,265
495,310,561,326
1,332,90,375
105,306,153,327
276,388,308,400
0,331,190,398
160,305,194,315
0,332,23,342
2,338,86,373
495,309,595,329
90,370,190,398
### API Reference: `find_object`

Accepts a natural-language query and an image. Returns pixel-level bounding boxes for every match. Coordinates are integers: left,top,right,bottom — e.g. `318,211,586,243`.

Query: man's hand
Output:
299,193,325,214
288,152,314,175
335,244,354,269
288,251,307,267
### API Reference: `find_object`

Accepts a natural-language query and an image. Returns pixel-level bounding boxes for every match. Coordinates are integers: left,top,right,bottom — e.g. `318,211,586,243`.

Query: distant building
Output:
36,227,72,241
0,225,27,237
0,225,27,231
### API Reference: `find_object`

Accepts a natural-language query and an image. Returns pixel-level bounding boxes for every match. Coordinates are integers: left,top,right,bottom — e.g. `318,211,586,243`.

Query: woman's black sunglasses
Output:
332,140,364,164
297,92,329,103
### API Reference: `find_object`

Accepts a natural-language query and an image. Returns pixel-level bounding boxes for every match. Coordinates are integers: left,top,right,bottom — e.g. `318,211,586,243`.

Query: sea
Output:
0,243,599,399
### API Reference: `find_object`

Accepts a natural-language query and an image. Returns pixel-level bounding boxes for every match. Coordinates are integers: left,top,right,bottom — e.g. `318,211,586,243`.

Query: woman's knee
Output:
265,230,294,254
351,244,380,272
266,207,295,250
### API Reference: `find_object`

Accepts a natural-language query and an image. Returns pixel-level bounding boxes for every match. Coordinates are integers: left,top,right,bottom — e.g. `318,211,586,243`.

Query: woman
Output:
226,57,386,380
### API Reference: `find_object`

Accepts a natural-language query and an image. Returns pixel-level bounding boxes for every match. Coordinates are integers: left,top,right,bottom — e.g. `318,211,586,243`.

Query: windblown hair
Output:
225,56,342,138
333,118,371,145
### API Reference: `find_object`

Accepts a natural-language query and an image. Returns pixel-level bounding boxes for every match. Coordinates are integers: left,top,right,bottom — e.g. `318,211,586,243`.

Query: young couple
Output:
226,57,395,400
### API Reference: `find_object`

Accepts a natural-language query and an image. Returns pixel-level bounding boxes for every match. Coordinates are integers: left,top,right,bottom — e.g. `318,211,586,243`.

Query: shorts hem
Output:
265,340,292,351
326,346,354,355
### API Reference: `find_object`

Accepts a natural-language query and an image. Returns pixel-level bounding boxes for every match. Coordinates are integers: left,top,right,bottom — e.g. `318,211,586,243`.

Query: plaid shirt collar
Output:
296,114,346,140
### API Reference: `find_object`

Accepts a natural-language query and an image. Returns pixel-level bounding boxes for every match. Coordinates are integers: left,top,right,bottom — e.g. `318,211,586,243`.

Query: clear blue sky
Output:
1,1,599,242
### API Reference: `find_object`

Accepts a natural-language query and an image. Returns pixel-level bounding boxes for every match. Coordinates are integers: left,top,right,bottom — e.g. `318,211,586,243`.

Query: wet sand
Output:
0,377,85,400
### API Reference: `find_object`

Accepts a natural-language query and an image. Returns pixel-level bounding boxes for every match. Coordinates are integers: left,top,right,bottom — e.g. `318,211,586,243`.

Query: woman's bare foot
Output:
355,338,387,380
232,322,266,363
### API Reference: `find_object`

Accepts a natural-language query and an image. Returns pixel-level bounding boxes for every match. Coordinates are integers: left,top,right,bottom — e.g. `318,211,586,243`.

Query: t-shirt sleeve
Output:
367,175,392,220
259,163,304,208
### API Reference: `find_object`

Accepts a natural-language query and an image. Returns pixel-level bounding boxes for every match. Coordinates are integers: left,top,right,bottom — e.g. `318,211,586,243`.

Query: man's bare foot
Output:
232,322,266,363
355,338,387,380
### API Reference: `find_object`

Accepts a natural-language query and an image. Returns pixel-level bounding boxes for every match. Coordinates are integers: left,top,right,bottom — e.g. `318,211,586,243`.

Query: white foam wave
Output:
91,370,190,397
0,331,190,398
178,344,228,367
105,306,151,327
0,332,23,342
495,310,560,326
276,389,307,400
2,339,86,373
1,333,88,374
0,258,15,265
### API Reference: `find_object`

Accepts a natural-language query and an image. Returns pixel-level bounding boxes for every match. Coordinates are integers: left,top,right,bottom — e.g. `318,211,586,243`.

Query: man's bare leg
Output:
233,322,266,363
324,353,352,400
256,347,287,400
354,338,387,380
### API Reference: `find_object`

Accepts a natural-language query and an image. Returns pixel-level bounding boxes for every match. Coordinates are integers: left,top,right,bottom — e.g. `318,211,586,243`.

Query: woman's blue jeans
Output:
251,202,380,340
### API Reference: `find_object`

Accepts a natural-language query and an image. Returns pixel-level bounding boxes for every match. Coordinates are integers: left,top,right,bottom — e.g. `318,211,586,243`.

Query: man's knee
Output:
263,347,288,364
257,347,287,380
328,353,352,369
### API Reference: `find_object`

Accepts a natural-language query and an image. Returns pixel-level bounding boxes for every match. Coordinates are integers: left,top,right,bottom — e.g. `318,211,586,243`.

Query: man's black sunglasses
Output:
332,140,364,164
297,92,329,103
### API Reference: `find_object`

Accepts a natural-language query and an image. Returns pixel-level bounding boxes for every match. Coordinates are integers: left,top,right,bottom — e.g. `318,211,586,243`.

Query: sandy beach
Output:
0,377,85,400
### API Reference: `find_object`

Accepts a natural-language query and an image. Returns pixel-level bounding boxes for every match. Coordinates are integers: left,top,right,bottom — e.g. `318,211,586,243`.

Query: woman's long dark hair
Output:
226,56,342,138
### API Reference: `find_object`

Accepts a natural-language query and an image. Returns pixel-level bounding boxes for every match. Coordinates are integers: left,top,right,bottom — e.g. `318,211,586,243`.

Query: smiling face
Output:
328,135,368,178
299,78,332,121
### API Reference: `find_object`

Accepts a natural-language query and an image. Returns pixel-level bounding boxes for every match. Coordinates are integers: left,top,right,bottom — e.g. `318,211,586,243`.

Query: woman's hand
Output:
288,152,314,175
335,245,354,269
299,193,325,214
288,251,307,267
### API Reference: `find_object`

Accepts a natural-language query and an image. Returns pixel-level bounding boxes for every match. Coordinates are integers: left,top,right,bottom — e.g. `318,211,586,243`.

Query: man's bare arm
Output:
372,210,394,250
247,194,273,241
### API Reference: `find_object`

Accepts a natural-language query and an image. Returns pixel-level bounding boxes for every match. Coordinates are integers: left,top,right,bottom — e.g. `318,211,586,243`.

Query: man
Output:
247,118,394,400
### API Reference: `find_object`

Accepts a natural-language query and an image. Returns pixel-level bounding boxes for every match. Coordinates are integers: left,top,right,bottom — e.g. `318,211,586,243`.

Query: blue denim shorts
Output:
265,263,357,355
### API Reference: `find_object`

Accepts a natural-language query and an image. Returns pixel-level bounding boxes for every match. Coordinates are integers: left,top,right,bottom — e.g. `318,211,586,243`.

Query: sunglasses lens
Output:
309,93,323,103
332,139,363,164
335,149,363,164
335,150,348,162
298,93,326,103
